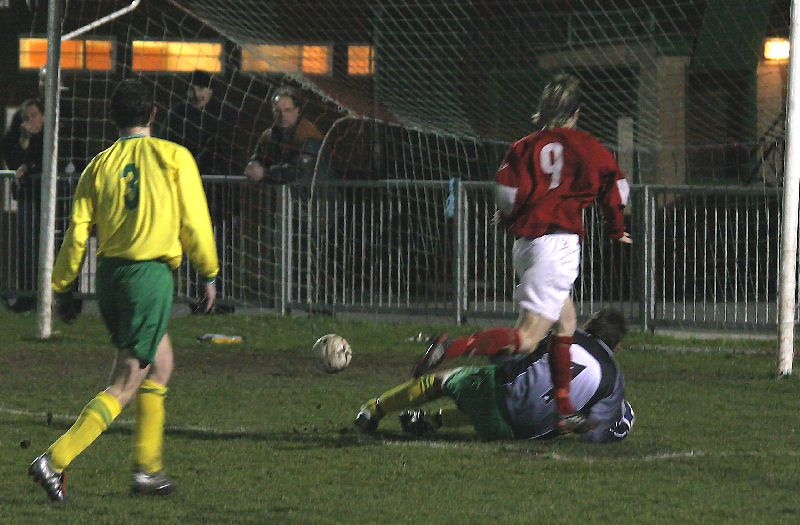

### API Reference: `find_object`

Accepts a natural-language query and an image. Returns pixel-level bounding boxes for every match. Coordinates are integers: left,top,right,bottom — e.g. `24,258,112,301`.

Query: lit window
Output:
242,44,331,75
302,46,330,75
348,45,373,75
132,41,222,72
19,37,113,71
764,38,790,61
85,40,114,70
242,44,301,73
60,40,84,69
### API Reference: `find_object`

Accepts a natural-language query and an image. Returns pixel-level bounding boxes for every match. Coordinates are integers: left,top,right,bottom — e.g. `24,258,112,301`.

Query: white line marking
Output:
5,406,797,463
1,406,242,435
628,345,772,355
380,439,800,461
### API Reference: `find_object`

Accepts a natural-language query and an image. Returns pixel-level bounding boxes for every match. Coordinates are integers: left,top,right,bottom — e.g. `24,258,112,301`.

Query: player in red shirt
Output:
411,74,632,434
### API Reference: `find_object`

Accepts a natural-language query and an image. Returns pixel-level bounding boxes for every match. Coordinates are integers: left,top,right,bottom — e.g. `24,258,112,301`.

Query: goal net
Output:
2,0,790,321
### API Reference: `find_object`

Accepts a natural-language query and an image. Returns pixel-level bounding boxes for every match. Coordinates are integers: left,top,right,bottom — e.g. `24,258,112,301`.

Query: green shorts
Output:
96,257,174,367
442,366,514,441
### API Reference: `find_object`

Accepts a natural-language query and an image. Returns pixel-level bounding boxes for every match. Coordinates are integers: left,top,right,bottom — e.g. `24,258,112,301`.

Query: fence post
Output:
279,185,292,315
451,178,465,325
639,185,654,330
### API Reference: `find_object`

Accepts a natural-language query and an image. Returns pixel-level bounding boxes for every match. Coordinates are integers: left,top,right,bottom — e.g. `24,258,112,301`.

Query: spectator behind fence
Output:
2,98,44,313
3,67,88,177
160,70,240,301
1,68,88,313
159,70,239,176
3,98,44,177
244,86,329,184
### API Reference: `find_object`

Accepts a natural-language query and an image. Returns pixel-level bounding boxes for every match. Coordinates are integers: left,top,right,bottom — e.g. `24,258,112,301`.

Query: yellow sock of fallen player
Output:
376,374,439,414
133,379,168,473
48,391,122,472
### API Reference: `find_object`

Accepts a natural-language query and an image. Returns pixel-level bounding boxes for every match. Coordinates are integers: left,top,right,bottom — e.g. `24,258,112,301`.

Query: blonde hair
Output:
531,74,581,129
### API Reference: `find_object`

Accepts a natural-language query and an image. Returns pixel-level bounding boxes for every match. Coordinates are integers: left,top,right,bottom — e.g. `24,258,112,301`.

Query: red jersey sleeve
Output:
494,141,534,222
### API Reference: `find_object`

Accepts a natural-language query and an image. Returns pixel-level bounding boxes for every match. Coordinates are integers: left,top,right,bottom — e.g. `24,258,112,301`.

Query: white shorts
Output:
512,233,581,322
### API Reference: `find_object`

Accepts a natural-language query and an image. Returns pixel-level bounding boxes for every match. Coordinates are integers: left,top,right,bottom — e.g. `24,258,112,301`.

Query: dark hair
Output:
110,79,152,129
584,308,627,350
531,73,581,129
22,98,44,114
189,70,213,88
271,86,299,108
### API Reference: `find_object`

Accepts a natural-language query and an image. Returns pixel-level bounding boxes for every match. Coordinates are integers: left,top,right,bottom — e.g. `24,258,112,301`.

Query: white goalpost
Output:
36,0,143,339
778,0,800,375
34,0,62,340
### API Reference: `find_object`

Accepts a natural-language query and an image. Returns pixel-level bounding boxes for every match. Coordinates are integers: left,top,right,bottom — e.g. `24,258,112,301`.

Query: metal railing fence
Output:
0,171,784,329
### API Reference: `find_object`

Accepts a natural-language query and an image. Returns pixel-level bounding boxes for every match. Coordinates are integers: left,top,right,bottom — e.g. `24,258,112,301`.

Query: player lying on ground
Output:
27,79,219,502
357,309,634,443
412,74,631,435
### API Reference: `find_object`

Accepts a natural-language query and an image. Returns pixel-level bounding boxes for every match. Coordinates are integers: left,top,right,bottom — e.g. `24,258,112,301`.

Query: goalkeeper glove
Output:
55,290,82,324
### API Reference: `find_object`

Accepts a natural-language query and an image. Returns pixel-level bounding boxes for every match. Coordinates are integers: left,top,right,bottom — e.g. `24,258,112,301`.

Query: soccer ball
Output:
312,334,352,373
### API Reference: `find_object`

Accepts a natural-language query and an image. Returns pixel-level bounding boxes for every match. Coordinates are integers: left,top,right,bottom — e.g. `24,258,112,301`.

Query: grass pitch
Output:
1,311,798,524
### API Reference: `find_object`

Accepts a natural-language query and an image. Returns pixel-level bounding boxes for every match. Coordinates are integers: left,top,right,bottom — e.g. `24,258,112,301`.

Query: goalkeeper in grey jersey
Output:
354,309,634,443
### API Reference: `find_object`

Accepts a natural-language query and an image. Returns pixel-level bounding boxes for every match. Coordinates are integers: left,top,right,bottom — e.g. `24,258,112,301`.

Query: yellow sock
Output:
438,407,472,428
133,379,168,473
48,391,122,472
372,374,440,416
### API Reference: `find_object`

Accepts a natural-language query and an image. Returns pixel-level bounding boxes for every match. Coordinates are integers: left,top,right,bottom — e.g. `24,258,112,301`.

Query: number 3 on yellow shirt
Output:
121,163,140,210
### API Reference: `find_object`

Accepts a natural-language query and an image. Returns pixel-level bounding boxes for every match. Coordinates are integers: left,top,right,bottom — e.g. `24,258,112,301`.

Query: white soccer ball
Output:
312,334,352,373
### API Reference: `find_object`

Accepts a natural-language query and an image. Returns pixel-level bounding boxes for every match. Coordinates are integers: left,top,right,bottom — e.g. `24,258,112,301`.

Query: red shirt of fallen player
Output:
495,123,630,242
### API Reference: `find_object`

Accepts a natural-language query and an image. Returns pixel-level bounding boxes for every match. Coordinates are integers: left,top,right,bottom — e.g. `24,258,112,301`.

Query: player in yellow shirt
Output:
28,79,219,502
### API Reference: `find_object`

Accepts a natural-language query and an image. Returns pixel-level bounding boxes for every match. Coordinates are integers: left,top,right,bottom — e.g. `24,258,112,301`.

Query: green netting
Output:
170,0,788,184
13,0,786,185
3,0,790,312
